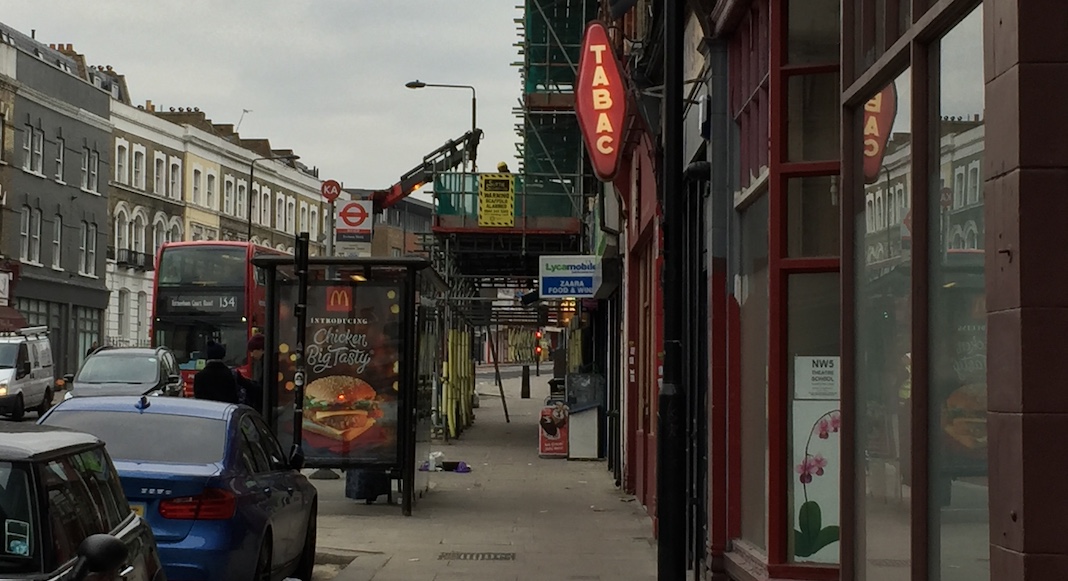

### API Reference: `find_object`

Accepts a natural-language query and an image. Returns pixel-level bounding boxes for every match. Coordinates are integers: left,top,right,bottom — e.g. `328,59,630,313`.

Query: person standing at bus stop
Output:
193,341,240,404
235,333,265,413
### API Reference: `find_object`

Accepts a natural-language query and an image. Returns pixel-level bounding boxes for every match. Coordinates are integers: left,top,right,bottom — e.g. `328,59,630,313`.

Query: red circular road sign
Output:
339,201,369,228
321,179,342,202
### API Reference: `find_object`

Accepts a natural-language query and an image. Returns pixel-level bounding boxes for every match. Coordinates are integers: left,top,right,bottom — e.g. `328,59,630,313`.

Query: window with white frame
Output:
115,144,128,184
52,215,62,269
239,183,248,219
154,156,165,194
27,208,41,263
206,173,216,209
300,205,308,233
169,223,181,243
137,292,147,336
31,128,42,174
80,147,88,187
0,115,5,163
21,125,30,171
132,214,145,253
954,167,965,208
79,222,97,276
153,220,167,254
89,151,99,192
192,169,202,205
261,190,270,225
54,137,64,181
310,208,318,239
115,212,128,251
224,179,235,215
19,206,29,261
276,197,284,230
133,150,145,189
169,162,180,198
967,163,980,204
117,289,128,337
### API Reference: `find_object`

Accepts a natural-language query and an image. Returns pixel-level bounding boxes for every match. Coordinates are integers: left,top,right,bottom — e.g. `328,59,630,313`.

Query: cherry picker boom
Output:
373,129,482,210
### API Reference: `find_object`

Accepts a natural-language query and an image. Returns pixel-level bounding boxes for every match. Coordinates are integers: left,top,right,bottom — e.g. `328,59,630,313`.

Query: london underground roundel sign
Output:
575,22,628,182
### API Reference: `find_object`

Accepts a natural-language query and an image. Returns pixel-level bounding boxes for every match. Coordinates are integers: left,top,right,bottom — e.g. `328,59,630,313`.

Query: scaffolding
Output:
513,0,598,231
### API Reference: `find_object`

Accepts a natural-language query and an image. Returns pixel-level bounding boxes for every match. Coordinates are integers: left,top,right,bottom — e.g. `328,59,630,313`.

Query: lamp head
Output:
405,80,426,89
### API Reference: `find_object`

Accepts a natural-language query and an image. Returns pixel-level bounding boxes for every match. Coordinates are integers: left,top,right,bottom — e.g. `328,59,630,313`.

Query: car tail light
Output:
158,488,236,520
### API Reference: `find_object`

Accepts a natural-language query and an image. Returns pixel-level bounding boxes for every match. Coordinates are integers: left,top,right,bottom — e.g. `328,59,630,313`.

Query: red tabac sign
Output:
576,22,627,182
863,83,898,184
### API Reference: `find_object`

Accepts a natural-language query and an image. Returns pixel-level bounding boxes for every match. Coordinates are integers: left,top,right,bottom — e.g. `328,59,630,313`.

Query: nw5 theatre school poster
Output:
275,282,403,466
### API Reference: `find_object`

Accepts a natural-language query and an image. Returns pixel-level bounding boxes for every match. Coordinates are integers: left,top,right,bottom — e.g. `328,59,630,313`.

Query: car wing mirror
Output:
288,445,305,471
168,374,181,384
63,373,75,384
71,533,128,581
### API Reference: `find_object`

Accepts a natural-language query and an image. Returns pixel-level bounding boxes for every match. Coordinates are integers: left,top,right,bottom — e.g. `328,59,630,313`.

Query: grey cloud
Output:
4,0,521,187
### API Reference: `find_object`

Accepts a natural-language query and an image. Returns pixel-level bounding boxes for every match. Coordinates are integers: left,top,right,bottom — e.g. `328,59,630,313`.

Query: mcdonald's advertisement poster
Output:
275,282,403,466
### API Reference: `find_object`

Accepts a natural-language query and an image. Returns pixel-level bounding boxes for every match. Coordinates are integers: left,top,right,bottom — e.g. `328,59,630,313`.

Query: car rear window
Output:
42,411,227,465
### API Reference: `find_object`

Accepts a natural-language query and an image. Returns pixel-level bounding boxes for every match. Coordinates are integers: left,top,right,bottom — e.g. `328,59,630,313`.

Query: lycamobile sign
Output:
539,256,603,298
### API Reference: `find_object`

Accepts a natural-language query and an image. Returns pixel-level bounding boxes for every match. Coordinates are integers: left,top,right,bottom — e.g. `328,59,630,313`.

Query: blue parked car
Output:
39,396,317,581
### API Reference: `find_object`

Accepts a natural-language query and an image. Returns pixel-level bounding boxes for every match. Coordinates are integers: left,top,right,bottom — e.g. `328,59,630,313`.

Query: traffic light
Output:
535,330,542,340
535,345,543,356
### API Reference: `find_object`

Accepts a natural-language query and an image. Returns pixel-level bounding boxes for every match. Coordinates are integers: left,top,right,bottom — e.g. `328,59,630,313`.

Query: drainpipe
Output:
657,0,687,578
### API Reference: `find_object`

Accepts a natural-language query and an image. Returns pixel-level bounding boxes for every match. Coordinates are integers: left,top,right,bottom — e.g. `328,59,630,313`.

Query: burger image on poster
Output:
303,375,384,442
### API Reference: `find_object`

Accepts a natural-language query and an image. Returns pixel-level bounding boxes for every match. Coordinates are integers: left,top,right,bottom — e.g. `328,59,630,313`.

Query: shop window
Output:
855,0,911,76
738,194,769,550
929,7,987,580
854,67,912,581
787,175,840,257
787,73,841,162
787,272,841,563
729,0,770,189
788,0,840,64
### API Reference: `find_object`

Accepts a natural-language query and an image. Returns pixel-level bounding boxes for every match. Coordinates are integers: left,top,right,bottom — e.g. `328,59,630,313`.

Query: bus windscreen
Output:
157,245,248,287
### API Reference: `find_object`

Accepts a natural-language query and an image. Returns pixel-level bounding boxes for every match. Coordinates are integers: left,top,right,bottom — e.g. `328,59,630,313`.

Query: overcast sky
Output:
2,1,520,191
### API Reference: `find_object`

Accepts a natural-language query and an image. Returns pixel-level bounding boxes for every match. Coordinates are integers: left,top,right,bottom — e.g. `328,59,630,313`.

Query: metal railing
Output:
107,247,155,271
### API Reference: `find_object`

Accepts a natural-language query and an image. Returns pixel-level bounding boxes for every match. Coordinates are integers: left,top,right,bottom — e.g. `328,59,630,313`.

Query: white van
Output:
0,326,56,420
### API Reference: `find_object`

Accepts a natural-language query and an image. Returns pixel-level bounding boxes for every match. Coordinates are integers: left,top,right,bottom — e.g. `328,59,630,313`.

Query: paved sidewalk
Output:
312,367,656,581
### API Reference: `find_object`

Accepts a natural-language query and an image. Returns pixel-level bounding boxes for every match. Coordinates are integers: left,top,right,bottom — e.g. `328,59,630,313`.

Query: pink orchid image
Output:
817,418,830,439
812,454,827,476
796,456,816,484
829,412,841,433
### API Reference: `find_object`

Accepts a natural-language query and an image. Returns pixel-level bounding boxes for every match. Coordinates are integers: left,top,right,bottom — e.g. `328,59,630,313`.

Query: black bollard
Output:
521,365,531,399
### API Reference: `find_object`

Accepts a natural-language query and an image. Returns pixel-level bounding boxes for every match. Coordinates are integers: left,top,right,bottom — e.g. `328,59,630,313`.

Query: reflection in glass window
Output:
738,194,769,550
855,68,912,581
930,7,987,580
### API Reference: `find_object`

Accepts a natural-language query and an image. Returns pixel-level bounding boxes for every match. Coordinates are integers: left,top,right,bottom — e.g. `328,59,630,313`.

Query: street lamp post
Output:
247,154,300,241
405,80,477,171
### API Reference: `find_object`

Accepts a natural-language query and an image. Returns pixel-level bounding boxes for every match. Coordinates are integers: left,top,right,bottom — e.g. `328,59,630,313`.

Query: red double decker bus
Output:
151,241,287,396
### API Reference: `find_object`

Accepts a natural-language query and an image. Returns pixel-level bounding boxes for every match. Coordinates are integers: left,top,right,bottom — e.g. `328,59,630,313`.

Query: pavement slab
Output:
312,366,656,581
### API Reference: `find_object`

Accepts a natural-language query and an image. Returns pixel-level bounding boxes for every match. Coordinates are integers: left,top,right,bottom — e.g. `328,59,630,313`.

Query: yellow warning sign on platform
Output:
478,173,515,227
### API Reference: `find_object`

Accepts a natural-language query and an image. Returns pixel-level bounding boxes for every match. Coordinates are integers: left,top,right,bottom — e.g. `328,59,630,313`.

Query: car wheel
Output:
9,394,24,421
253,533,272,581
292,506,317,581
36,388,52,416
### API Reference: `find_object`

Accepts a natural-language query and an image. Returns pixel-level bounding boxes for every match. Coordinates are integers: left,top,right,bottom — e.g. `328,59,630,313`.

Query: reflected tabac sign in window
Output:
862,83,898,184
575,22,628,182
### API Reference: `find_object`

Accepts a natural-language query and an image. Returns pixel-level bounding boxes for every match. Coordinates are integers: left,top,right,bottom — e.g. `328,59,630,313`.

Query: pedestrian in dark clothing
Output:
193,341,240,404
85,341,99,358
235,334,265,413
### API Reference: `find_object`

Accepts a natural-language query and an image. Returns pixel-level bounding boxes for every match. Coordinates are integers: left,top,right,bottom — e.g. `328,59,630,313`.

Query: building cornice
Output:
15,83,111,133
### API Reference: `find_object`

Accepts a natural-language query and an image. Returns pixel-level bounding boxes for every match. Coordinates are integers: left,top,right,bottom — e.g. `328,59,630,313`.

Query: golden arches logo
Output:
326,286,351,312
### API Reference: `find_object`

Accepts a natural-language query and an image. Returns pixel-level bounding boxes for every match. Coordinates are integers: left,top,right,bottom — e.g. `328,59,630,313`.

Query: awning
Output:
0,306,27,332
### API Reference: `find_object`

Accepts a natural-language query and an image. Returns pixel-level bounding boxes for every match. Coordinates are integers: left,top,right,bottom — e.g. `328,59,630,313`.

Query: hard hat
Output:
497,161,509,171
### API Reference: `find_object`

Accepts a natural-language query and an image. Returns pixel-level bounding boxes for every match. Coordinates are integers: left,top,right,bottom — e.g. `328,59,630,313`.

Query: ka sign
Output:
576,22,627,182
